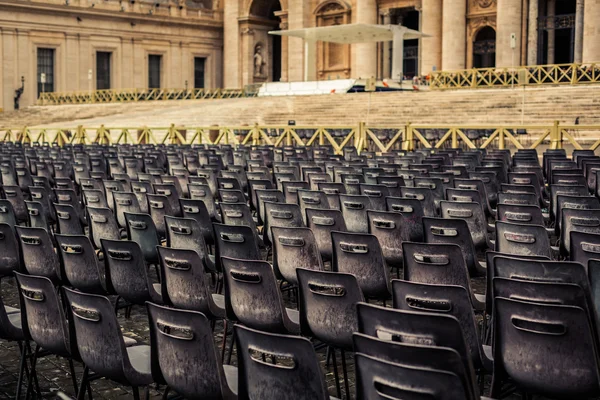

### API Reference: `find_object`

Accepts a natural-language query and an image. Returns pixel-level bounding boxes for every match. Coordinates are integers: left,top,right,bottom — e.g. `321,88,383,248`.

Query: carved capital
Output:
241,27,255,36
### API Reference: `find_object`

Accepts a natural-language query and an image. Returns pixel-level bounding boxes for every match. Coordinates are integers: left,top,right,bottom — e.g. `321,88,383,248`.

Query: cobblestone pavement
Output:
0,273,576,400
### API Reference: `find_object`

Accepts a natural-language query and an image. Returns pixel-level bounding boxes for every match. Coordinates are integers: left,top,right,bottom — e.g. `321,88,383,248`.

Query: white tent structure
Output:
269,23,429,82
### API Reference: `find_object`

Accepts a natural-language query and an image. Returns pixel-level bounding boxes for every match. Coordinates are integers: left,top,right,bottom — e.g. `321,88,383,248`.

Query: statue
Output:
14,76,24,110
254,44,265,77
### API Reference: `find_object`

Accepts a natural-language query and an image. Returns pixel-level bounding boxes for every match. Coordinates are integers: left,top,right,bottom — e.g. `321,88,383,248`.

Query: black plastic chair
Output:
221,256,299,334
188,183,219,221
402,241,485,310
16,226,61,283
385,196,425,241
496,203,545,226
331,231,391,301
366,210,412,277
220,202,263,248
63,287,154,400
306,208,347,262
560,207,600,258
440,200,493,252
491,297,600,399
165,215,215,273
571,231,600,266
423,217,486,276
125,212,161,266
213,223,261,274
87,206,122,249
355,353,469,400
3,185,29,224
255,189,285,227
26,201,52,232
235,324,332,400
392,280,491,373
82,189,109,209
113,191,142,229
146,302,237,399
339,194,372,233
298,189,330,224
271,226,323,286
14,272,80,396
101,239,162,307
147,194,175,239
495,221,553,259
0,280,28,398
296,268,363,398
180,198,216,246
555,195,600,237
54,204,84,235
399,186,436,217
56,234,106,294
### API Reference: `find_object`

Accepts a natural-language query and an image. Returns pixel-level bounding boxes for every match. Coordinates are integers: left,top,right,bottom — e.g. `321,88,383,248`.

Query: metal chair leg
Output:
15,341,27,400
68,358,79,395
226,329,236,365
25,345,40,400
77,367,89,400
341,349,350,399
220,319,228,363
132,386,140,400
330,346,341,399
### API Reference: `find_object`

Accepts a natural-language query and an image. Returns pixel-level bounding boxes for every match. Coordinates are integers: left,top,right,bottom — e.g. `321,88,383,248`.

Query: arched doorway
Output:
473,27,496,68
248,0,283,83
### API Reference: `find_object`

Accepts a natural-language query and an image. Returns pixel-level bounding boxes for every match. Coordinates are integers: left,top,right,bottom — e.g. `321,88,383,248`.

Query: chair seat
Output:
482,344,493,373
223,364,239,396
4,305,19,314
126,345,153,385
473,293,486,312
123,336,138,347
285,308,301,333
211,294,226,319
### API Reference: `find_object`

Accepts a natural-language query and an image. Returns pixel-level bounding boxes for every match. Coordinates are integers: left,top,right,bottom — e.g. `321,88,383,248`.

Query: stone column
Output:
2,29,16,111
288,1,309,82
574,0,584,63
354,0,377,79
547,0,555,64
442,0,466,70
497,0,523,67
421,0,442,74
381,11,392,79
527,0,539,65
583,0,600,62
223,0,240,87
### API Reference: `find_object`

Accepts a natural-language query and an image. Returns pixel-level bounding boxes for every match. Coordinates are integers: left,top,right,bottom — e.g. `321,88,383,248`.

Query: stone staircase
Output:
1,85,599,129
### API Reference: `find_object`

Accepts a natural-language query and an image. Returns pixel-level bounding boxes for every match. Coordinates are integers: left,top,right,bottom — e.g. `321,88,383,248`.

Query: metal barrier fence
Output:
2,122,600,153
430,62,600,90
37,87,257,106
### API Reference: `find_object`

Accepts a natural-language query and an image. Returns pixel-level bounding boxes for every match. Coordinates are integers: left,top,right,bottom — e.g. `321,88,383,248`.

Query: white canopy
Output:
269,23,429,82
269,23,426,44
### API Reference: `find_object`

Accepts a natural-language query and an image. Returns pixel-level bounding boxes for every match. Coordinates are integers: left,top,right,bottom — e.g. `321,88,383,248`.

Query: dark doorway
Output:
148,55,162,89
194,57,206,89
268,1,282,82
402,10,420,78
538,0,575,64
96,52,111,90
37,48,55,98
473,27,496,68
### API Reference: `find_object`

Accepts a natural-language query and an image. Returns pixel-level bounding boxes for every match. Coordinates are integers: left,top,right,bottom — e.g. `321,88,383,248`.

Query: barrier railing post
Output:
403,122,413,152
498,129,505,150
252,124,260,146
550,120,561,149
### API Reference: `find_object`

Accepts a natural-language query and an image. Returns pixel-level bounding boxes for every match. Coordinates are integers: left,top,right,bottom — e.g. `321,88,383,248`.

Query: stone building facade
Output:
1,0,599,111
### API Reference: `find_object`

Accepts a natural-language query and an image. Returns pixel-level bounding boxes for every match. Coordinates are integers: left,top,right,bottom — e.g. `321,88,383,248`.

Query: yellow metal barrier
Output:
2,122,600,153
430,62,600,90
37,87,257,106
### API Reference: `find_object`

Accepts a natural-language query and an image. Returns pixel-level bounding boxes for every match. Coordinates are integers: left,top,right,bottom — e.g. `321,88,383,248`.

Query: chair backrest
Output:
165,216,210,267
26,200,51,232
213,223,260,271
87,206,121,249
221,257,292,333
356,302,477,392
102,180,125,211
271,226,323,285
156,246,214,315
561,207,600,257
550,184,588,222
56,234,106,294
112,191,142,229
153,183,182,217
14,272,72,357
255,189,285,226
3,185,28,223
385,197,424,242
83,189,109,209
296,268,363,349
423,217,482,277
54,203,84,235
402,241,474,293
497,203,545,226
571,231,600,266
0,199,17,228
331,231,390,299
398,187,436,217
281,181,309,204
359,184,390,211
493,297,600,398
16,225,60,282
188,183,218,220
124,212,160,265
248,179,274,210
392,280,484,370
352,334,476,400
147,194,175,238
556,195,600,236
495,221,552,258
101,239,157,305
440,201,489,251
0,223,21,278
298,189,330,224
355,353,469,400
305,208,346,261
63,288,136,383
235,324,328,400
146,302,234,399
498,191,538,207
366,210,412,268
339,194,372,233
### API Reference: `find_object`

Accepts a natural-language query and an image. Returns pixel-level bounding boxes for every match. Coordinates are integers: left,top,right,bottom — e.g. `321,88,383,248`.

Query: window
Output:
194,57,206,89
96,52,112,90
37,48,55,98
148,55,162,89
